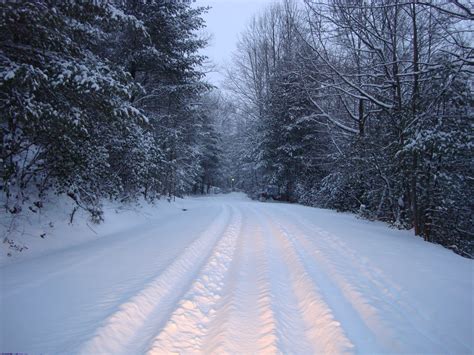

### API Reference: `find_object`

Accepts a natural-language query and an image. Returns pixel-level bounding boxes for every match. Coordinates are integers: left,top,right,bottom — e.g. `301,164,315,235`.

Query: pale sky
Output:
194,0,275,87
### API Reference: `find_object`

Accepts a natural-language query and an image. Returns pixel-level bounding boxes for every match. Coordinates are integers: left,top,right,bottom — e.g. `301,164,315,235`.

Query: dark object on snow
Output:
259,185,284,201
182,208,188,211
34,201,43,209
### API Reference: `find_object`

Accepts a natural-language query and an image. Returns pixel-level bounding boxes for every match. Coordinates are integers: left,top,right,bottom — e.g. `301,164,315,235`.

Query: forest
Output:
1,0,473,257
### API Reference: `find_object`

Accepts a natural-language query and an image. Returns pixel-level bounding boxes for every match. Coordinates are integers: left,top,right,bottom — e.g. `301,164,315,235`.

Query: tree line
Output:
1,0,222,222
1,0,472,257
226,0,473,257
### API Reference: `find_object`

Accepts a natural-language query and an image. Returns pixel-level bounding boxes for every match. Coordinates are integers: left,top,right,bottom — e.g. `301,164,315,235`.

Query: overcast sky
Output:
194,0,275,87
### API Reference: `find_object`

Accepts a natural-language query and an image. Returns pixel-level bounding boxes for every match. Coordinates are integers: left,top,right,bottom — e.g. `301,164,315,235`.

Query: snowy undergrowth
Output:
0,195,187,267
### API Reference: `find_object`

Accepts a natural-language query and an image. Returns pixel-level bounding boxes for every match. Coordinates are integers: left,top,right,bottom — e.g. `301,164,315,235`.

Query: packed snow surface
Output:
1,193,472,353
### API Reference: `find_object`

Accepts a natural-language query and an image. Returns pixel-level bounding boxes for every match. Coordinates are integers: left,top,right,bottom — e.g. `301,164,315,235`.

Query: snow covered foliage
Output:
109,0,211,197
227,0,473,257
1,1,215,225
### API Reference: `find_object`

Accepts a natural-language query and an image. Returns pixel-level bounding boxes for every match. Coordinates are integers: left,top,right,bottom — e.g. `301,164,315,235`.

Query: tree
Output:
1,1,147,220
227,0,473,257
1,0,215,223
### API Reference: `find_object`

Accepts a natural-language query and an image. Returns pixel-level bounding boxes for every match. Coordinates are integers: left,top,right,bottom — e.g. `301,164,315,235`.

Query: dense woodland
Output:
224,0,473,257
1,0,223,222
1,0,473,257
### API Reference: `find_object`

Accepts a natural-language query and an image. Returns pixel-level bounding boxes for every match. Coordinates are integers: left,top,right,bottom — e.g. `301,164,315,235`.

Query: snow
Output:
0,196,189,267
1,193,472,353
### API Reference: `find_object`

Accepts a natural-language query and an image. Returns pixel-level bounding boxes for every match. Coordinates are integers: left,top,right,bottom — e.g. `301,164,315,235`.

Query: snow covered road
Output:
1,193,472,353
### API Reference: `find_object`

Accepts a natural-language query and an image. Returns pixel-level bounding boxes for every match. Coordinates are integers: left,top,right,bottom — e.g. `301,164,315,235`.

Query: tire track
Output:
267,206,450,353
256,206,354,354
199,209,247,353
200,205,280,353
145,206,242,354
281,208,460,352
253,219,279,354
79,204,233,354
286,209,465,350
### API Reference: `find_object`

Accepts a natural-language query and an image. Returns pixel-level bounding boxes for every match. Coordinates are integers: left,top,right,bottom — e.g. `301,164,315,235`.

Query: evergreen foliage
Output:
1,0,216,221
227,0,473,257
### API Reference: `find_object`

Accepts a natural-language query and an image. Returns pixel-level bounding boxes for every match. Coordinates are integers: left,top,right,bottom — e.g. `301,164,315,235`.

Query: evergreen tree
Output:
1,0,215,221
